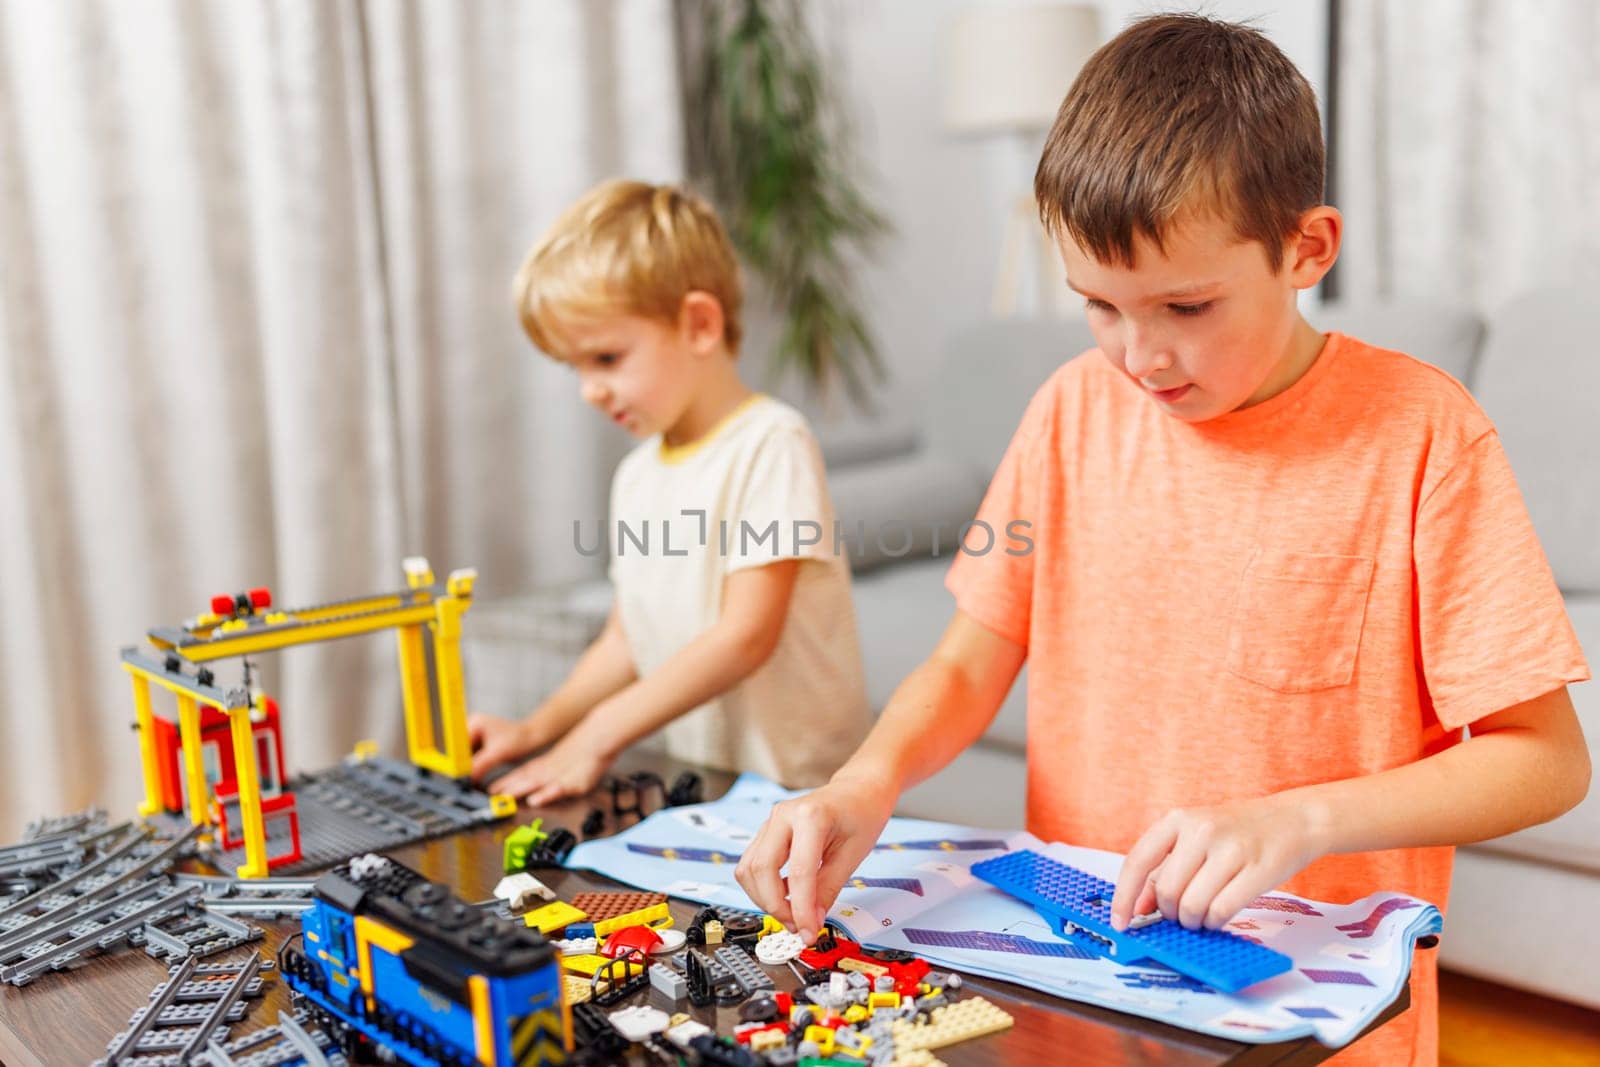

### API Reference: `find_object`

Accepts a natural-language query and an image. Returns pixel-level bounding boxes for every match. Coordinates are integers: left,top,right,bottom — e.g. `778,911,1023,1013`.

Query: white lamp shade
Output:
944,3,1102,134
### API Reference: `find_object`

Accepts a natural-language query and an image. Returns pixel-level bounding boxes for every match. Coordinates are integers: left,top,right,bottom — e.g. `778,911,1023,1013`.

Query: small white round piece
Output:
650,928,687,955
754,929,805,965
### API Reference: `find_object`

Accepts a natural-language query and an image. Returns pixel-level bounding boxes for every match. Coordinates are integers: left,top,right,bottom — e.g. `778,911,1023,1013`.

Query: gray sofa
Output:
825,291,1598,1009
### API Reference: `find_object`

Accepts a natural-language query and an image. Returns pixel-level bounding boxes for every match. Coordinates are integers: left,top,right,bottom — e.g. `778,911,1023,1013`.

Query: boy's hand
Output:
467,713,540,782
1110,793,1329,932
735,776,896,945
487,734,613,807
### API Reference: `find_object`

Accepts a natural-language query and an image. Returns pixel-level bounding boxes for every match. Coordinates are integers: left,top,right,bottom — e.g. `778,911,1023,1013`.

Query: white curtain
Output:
1335,0,1600,310
0,0,682,836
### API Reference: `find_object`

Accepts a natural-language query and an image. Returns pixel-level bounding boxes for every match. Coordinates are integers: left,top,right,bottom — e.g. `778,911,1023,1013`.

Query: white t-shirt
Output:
607,395,871,786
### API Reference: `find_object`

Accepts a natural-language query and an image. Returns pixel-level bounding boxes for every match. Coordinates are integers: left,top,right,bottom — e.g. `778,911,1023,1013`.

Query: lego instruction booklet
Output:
567,773,1443,1048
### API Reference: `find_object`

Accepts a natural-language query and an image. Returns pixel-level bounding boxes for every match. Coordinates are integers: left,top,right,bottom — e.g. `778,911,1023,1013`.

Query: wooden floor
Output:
1439,969,1600,1066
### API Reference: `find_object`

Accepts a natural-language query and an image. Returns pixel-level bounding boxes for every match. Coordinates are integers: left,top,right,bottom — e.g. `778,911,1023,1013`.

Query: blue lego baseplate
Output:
970,850,1293,993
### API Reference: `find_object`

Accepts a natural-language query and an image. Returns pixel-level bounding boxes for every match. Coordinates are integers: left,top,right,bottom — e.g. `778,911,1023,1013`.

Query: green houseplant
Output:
689,0,890,406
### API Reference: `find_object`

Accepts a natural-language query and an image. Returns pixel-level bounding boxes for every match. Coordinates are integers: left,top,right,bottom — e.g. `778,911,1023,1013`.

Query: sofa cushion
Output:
1311,300,1485,386
828,453,987,573
1467,592,1600,873
850,557,1028,751
926,318,1095,483
1472,287,1599,592
817,417,921,470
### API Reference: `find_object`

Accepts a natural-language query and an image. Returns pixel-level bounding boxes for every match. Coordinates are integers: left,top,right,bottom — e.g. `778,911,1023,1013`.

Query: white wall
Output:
794,1,1329,427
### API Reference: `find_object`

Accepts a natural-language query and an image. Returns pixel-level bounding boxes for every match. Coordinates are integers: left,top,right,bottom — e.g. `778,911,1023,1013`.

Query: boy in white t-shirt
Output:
468,179,871,805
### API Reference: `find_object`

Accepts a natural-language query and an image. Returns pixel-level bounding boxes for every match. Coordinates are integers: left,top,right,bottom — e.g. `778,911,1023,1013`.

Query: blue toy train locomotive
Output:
279,853,569,1066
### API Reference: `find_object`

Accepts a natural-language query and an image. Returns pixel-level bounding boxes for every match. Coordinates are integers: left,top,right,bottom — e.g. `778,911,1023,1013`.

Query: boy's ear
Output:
678,291,726,356
1286,205,1342,290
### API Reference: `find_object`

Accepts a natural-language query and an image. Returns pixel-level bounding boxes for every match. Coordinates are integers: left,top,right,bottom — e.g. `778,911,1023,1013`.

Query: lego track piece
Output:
171,873,317,919
199,1008,346,1067
96,956,274,1066
0,823,198,948
141,906,264,961
0,883,202,985
971,850,1293,993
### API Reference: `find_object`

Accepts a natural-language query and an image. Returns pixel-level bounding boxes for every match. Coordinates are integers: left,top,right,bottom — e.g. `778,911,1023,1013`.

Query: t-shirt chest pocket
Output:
1225,549,1375,693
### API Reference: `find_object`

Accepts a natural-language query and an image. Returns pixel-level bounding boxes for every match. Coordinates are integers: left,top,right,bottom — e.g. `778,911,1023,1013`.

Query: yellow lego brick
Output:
703,919,724,945
868,991,901,1011
563,974,592,1004
890,996,1013,1052
803,1025,836,1056
524,900,587,934
760,914,786,936
591,901,671,938
843,1004,869,1024
561,953,645,978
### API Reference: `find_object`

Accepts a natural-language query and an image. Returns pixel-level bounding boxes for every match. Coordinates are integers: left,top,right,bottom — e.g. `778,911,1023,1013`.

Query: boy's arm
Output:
492,559,803,802
736,609,1027,943
1110,685,1592,931
468,605,636,780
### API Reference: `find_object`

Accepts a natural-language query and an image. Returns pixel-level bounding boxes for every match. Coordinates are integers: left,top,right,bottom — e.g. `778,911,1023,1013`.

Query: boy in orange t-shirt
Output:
735,14,1591,1066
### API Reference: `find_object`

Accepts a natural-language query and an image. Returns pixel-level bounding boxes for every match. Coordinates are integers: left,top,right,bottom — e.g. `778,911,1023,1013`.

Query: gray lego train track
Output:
199,1010,348,1067
141,906,264,962
94,954,274,1067
0,825,202,956
0,882,201,985
22,808,108,841
199,756,505,876
0,815,127,882
171,874,317,919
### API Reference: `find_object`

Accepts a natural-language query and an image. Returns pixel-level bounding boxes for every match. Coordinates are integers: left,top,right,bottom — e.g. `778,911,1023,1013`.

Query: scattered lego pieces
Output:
651,927,687,954
715,944,775,994
890,996,1014,1052
756,929,806,965
564,973,594,1004
607,1003,671,1041
650,962,688,1001
523,899,586,934
493,871,555,910
605,924,663,959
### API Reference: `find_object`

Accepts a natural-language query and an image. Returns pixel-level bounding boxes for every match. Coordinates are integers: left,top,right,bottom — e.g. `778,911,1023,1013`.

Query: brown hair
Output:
514,179,743,356
1035,13,1324,271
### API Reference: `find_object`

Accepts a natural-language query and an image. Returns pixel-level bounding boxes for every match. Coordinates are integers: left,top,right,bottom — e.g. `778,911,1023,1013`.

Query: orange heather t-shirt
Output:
945,332,1590,1066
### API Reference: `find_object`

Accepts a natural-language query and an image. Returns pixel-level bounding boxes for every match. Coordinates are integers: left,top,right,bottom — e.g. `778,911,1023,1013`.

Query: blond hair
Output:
1035,14,1324,272
513,179,743,356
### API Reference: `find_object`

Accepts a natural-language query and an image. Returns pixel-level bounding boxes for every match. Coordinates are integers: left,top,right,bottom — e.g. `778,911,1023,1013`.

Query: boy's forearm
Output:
1289,690,1591,856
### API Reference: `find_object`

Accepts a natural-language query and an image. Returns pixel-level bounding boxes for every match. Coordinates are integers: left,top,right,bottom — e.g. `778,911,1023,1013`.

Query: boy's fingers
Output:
784,820,827,943
1112,821,1180,928
1202,867,1262,930
1152,837,1208,923
735,817,795,928
1177,852,1245,930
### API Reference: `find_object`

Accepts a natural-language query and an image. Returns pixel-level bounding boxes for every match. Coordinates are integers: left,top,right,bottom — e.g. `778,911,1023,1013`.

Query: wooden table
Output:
0,754,1407,1065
